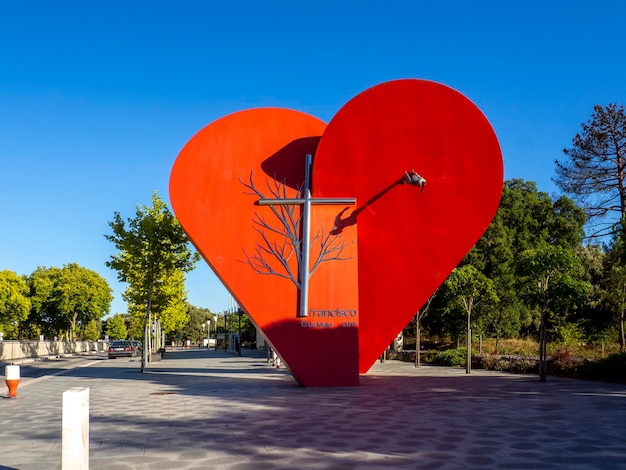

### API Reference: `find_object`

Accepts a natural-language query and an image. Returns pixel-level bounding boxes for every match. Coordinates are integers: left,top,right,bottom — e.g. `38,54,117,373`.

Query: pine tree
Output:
554,104,626,237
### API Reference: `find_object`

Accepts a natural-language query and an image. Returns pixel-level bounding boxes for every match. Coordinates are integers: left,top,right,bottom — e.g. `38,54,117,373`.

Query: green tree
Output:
105,191,200,372
415,179,589,351
27,266,59,338
124,313,144,341
56,263,113,340
0,270,31,339
458,179,586,343
571,243,609,338
237,312,257,347
82,319,101,341
105,313,128,340
444,265,499,374
123,269,190,336
517,244,591,381
554,103,626,237
27,264,112,340
152,270,189,335
602,264,626,351
178,303,214,344
478,305,523,352
413,292,436,367
577,244,606,288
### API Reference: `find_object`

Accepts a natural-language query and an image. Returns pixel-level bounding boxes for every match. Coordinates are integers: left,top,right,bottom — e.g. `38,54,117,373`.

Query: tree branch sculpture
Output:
239,172,354,289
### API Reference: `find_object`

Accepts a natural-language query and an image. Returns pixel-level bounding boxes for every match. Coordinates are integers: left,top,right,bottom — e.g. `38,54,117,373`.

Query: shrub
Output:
475,354,538,374
431,348,466,367
390,339,625,384
551,322,585,347
385,349,439,363
547,354,587,378
551,347,573,363
578,352,626,384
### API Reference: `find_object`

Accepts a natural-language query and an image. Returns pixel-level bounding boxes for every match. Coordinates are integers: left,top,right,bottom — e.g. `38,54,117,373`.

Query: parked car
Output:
108,340,136,359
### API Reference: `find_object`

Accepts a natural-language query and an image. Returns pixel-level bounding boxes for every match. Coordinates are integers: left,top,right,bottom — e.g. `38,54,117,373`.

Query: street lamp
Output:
206,319,211,349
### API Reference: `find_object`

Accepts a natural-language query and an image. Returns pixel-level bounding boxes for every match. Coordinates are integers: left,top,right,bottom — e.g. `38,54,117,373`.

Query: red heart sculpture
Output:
170,80,503,386
314,79,503,373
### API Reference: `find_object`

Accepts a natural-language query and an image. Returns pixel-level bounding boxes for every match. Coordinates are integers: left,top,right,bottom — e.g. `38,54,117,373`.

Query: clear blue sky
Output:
1,1,625,316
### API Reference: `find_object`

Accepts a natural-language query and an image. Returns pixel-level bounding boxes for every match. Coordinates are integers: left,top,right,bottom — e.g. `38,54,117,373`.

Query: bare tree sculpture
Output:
239,172,354,289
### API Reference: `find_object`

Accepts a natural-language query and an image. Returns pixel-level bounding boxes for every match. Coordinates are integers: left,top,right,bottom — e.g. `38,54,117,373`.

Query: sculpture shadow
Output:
259,136,321,191
331,176,405,235
6,349,626,469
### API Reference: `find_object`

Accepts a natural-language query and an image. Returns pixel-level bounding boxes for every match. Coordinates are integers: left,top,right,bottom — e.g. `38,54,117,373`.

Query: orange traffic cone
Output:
5,364,20,398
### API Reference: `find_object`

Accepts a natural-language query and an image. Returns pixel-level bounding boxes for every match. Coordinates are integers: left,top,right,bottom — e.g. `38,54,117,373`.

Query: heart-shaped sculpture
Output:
170,80,503,386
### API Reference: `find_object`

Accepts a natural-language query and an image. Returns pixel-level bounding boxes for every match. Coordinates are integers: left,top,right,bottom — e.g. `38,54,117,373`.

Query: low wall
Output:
0,340,107,362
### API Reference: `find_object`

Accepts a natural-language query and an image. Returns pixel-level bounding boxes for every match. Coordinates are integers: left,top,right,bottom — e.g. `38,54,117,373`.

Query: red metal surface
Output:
314,79,503,373
170,108,360,386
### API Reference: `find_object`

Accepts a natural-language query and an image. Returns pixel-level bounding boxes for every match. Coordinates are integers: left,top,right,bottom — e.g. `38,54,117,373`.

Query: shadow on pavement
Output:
3,348,626,469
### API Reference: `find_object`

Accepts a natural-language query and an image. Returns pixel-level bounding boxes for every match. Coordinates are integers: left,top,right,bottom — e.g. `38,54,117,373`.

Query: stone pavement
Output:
1,349,625,470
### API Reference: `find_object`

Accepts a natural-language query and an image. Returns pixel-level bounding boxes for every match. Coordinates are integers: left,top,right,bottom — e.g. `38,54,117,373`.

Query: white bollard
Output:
5,364,20,398
62,387,89,470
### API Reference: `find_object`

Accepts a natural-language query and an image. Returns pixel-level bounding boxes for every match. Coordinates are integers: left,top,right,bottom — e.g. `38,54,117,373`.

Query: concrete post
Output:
62,387,89,470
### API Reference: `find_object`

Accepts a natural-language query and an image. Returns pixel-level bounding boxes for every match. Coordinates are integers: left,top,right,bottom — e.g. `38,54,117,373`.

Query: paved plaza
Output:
1,348,625,469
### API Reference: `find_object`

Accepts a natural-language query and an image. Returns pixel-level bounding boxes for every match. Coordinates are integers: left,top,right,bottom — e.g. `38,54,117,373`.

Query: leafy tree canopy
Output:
444,265,499,318
105,313,128,340
106,191,199,289
82,319,102,341
0,270,31,339
426,179,586,341
26,264,112,340
178,303,213,342
517,243,591,312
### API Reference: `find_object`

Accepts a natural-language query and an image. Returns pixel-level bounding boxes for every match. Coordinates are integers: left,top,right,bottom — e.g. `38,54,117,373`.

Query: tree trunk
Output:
619,308,626,352
617,153,626,237
415,314,421,368
70,312,78,342
141,286,154,374
466,308,472,375
539,306,547,382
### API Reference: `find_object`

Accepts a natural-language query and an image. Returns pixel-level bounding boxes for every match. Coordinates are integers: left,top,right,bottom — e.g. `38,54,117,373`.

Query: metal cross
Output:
257,154,355,317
